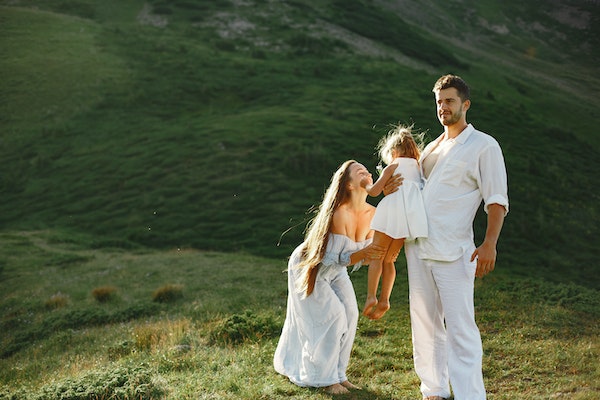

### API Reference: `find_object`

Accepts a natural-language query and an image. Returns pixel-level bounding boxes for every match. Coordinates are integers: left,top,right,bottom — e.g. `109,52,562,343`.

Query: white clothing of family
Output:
370,157,428,240
407,123,508,399
273,233,371,387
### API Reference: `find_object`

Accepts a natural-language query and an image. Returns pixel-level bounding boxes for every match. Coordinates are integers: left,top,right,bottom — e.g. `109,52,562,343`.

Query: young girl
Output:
361,124,428,320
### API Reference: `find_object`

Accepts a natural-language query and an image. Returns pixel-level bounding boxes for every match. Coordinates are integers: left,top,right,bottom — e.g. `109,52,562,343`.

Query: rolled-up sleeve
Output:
479,144,509,215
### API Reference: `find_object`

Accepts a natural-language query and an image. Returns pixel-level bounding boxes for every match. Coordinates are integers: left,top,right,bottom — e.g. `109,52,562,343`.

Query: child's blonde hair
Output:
377,123,423,165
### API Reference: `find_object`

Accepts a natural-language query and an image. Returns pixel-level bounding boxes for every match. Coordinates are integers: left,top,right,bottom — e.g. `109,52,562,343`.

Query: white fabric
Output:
406,243,485,400
407,124,509,399
417,124,509,261
370,157,428,240
273,233,371,387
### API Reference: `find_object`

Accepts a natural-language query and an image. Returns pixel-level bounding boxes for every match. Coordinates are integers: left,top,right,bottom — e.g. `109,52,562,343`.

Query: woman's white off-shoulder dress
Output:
273,233,371,387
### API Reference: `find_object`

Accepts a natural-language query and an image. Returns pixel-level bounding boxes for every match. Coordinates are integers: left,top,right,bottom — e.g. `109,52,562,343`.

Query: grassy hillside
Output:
0,231,598,399
1,0,599,288
0,1,599,398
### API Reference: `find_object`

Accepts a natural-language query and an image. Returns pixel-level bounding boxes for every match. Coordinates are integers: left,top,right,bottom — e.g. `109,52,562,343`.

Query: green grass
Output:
0,1,598,281
0,1,598,398
0,230,598,399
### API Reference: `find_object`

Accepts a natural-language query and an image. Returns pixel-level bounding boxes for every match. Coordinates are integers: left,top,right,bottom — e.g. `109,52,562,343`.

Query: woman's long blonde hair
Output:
295,160,357,297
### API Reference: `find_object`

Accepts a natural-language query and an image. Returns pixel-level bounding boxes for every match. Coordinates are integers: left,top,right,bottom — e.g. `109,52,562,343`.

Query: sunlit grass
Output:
0,1,598,398
0,230,598,399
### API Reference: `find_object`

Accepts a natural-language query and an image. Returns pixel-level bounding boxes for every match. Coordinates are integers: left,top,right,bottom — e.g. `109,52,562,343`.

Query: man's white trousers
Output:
405,242,486,400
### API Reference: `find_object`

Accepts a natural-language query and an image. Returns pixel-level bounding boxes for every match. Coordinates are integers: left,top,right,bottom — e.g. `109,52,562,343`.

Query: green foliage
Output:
2,302,160,358
0,1,597,292
502,278,600,317
0,232,598,398
209,310,282,345
34,364,165,400
0,364,164,399
0,1,598,396
327,0,468,68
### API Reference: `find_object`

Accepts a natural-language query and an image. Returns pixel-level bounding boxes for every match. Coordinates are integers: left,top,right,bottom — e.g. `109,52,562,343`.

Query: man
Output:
405,74,509,400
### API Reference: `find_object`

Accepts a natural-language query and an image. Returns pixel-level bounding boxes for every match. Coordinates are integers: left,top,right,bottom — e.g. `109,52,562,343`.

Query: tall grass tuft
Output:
152,284,184,303
44,292,69,310
209,310,281,345
133,319,193,353
92,286,118,303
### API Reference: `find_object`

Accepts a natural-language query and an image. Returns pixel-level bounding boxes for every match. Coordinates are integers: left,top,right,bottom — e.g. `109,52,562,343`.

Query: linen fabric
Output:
408,124,509,399
370,157,428,240
417,124,509,262
273,233,370,387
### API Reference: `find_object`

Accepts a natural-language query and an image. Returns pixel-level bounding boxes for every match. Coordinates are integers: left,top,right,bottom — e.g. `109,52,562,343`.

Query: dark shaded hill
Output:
0,0,599,287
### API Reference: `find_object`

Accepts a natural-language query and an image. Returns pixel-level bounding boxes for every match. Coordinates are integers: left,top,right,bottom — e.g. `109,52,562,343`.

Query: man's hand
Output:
472,203,506,278
471,240,496,278
383,174,403,196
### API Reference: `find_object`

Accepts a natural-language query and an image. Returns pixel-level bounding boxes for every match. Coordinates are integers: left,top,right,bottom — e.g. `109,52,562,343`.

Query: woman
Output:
273,160,384,395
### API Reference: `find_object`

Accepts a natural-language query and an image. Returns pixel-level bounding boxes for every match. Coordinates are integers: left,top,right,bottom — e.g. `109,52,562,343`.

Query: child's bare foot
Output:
362,296,378,317
369,300,390,320
341,380,361,390
323,383,349,394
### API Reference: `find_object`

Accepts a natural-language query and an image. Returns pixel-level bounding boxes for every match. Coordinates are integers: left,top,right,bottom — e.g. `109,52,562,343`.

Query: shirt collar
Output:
453,123,474,144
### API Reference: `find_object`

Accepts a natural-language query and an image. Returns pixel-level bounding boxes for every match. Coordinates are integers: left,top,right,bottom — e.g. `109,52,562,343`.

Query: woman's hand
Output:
383,173,403,196
350,243,385,266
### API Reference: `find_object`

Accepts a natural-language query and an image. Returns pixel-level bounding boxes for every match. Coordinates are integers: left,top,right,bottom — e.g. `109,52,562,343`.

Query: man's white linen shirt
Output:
417,124,509,262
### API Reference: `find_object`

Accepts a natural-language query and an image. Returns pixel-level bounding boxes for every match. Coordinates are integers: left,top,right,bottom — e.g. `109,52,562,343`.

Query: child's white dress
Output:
370,157,428,240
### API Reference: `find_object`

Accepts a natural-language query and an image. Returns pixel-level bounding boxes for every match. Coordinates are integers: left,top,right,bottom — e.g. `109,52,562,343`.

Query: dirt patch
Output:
547,4,590,30
137,3,168,28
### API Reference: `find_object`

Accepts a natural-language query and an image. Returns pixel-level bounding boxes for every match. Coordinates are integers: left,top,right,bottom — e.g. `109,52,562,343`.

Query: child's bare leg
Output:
362,232,392,317
362,259,381,317
370,238,404,320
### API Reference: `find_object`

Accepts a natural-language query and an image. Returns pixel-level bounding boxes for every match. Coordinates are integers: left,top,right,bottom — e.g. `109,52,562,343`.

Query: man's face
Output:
435,87,469,127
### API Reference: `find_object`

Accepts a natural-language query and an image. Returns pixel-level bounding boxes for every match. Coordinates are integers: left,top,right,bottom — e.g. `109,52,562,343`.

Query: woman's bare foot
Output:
341,380,361,390
369,300,390,320
323,383,349,394
362,295,378,317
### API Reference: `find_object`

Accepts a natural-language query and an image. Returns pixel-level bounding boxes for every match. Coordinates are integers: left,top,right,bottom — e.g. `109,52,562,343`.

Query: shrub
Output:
45,292,69,309
209,310,281,345
34,364,165,400
152,284,183,303
92,286,118,303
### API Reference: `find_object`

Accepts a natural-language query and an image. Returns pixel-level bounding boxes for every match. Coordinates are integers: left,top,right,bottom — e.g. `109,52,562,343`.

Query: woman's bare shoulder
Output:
331,205,349,235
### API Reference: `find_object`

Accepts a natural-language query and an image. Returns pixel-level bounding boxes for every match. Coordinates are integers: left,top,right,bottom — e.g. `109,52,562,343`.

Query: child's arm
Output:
365,164,398,197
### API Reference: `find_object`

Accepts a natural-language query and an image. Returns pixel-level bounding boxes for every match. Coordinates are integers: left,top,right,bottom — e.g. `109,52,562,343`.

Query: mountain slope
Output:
0,0,598,288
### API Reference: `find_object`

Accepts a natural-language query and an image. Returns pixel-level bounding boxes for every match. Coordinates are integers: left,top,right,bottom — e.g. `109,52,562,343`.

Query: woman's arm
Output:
349,243,386,265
